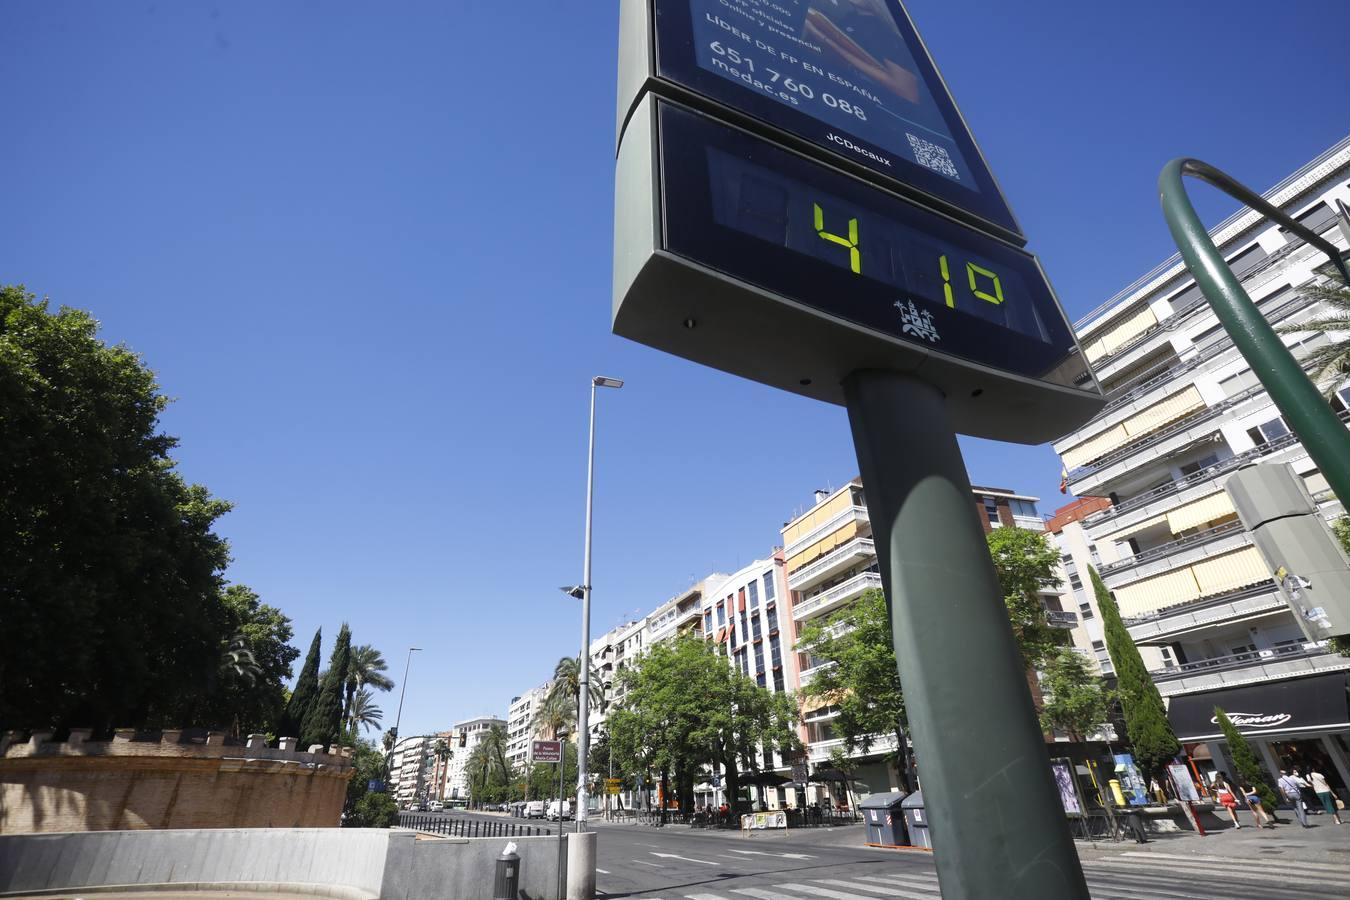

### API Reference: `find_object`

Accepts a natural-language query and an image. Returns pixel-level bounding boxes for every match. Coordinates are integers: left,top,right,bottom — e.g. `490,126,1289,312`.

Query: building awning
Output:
1168,673,1350,742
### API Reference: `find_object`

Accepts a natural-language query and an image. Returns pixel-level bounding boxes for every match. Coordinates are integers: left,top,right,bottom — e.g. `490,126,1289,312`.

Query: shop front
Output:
1168,672,1350,803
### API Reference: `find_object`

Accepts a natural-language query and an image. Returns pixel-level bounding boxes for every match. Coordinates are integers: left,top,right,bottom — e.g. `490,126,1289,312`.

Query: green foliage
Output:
611,635,798,815
466,723,513,806
280,630,322,739
302,624,351,748
343,738,387,822
201,585,299,736
526,740,578,802
345,645,393,723
1038,647,1114,741
349,791,399,828
1274,280,1350,397
0,286,239,732
795,588,911,787
346,689,383,734
986,527,1065,670
533,656,606,740
1215,707,1278,811
1091,567,1180,777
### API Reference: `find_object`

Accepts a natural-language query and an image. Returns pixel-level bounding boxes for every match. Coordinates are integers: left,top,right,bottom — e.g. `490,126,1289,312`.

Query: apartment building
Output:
781,479,1053,797
506,682,552,772
698,554,796,808
386,734,434,806
1053,137,1350,791
1045,496,1120,676
444,715,507,800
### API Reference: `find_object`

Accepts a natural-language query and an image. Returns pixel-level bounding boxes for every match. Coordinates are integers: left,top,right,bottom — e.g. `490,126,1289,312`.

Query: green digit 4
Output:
813,203,860,274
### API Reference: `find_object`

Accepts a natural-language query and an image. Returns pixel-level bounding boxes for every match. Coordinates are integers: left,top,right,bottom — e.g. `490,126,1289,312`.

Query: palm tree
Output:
1277,281,1350,397
220,634,261,686
345,644,394,720
346,688,384,734
532,689,576,740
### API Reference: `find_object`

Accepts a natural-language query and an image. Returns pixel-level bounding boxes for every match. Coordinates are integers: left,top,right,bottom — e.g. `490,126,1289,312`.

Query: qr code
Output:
907,133,960,180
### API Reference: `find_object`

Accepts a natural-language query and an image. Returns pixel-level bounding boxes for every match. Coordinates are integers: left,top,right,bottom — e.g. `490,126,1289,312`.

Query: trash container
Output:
860,792,908,846
901,791,932,849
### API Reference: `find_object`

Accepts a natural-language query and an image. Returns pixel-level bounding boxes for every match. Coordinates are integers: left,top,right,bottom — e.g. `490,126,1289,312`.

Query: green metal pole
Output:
1158,158,1350,506
843,371,1089,900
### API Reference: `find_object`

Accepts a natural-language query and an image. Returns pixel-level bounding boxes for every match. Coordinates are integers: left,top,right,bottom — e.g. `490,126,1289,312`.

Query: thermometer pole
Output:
844,369,1090,900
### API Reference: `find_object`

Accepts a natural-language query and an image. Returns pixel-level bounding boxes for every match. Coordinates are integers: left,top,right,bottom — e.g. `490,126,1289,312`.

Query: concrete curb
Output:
0,882,375,900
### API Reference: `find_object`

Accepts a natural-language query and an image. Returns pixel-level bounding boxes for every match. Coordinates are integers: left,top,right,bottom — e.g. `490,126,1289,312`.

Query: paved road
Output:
587,823,1350,899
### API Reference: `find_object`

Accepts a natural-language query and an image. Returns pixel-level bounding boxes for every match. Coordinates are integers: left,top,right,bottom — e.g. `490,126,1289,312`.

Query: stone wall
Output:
0,729,354,833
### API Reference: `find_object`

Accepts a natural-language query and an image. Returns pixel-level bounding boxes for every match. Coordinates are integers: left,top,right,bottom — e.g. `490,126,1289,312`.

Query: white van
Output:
427,800,443,812
525,800,545,819
546,800,572,821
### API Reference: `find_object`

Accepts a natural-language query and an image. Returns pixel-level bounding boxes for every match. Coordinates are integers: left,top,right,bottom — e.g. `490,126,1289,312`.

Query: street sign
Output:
792,763,809,784
629,0,1021,238
613,1,1102,444
531,740,562,764
605,778,622,795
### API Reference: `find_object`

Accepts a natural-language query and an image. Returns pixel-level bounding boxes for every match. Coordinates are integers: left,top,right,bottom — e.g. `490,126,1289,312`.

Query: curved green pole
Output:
1159,158,1350,507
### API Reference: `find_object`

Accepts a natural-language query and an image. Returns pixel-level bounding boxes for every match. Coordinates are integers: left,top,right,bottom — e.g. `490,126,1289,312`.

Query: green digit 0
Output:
967,262,1005,305
939,254,955,308
813,203,860,274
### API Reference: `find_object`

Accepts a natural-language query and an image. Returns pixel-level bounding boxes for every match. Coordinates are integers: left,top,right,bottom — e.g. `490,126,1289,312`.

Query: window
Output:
748,579,759,609
1090,640,1113,674
757,672,767,687
1178,452,1221,478
1247,416,1290,446
766,607,778,631
704,610,713,633
754,644,765,672
1011,498,1038,518
716,603,726,627
1089,544,1101,567
773,670,785,692
763,573,776,601
770,634,781,667
1079,601,1094,620
752,615,762,641
983,496,1001,525
740,612,749,637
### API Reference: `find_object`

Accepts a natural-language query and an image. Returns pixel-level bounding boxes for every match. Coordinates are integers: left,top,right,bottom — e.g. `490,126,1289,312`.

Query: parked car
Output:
546,800,572,821
427,800,443,812
524,800,545,819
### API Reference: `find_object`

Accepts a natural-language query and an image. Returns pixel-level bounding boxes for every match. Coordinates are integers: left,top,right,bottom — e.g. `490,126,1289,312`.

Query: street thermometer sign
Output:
613,0,1102,442
613,3,1099,897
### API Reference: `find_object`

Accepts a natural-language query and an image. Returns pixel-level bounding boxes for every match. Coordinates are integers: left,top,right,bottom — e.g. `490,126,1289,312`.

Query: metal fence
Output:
397,813,552,838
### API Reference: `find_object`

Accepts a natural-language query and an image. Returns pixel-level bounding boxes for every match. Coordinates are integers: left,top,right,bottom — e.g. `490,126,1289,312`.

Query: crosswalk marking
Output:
857,872,941,888
777,884,882,900
1084,856,1338,887
728,889,798,900
1117,849,1350,875
813,878,936,899
687,894,735,900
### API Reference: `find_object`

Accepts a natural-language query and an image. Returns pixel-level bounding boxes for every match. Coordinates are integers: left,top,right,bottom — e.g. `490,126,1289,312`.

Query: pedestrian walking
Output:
1277,770,1311,827
1239,782,1272,829
1307,769,1343,825
1214,772,1242,828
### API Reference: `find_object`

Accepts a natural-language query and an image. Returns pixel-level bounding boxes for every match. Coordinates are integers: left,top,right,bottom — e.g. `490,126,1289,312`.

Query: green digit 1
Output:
939,254,955,308
813,203,860,274
967,262,1004,305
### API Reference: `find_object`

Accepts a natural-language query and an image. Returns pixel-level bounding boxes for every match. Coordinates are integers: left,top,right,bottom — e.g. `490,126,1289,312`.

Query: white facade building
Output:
1053,137,1350,790
445,715,507,800
506,682,551,772
386,734,434,806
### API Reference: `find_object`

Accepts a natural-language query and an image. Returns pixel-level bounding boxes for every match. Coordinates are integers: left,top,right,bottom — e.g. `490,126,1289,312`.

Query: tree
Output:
987,526,1066,671
279,629,322,739
344,738,398,827
1038,647,1114,742
1215,707,1278,812
1,286,235,733
302,624,352,748
1091,567,1180,778
347,689,384,734
1275,280,1350,397
202,585,299,737
466,724,513,807
345,645,393,722
796,588,914,790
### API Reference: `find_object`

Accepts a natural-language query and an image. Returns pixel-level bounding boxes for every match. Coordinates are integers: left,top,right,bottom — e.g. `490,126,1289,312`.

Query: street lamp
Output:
390,647,422,746
574,374,622,832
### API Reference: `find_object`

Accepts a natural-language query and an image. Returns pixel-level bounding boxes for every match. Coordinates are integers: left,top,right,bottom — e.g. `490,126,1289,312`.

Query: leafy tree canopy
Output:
1038,647,1114,742
986,526,1065,671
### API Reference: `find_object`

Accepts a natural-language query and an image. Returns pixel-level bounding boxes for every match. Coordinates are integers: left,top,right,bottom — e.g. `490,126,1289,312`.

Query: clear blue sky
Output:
3,1,1347,740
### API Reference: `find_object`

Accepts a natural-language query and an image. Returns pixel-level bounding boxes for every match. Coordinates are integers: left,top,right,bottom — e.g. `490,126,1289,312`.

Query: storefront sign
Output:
1168,673,1350,742
741,811,789,830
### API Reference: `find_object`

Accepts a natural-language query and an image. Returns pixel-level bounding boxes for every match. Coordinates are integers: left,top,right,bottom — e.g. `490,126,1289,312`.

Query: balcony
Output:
792,572,883,623
797,660,837,687
1046,610,1079,629
1152,642,1350,697
784,506,870,559
807,733,898,764
1099,520,1247,580
1125,582,1286,644
787,537,876,592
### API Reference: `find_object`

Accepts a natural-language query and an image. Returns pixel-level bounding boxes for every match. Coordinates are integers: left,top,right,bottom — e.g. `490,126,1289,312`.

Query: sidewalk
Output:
1077,810,1350,865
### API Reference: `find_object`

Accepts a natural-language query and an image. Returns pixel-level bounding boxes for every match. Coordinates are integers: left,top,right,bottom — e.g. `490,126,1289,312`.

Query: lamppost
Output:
570,375,622,832
383,647,422,792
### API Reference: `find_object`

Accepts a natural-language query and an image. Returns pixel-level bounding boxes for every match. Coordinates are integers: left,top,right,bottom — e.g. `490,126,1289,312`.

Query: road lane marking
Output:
729,889,799,900
686,894,731,900
858,874,939,887
651,851,718,866
726,849,815,860
814,879,936,898
633,860,668,868
596,868,610,874
778,883,881,900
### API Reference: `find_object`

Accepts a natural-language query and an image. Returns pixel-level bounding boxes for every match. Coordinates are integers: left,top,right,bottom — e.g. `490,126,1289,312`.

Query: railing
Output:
784,506,869,559
792,572,883,620
1046,610,1080,628
1121,581,1279,627
1152,642,1328,681
787,538,875,589
797,660,837,685
398,813,552,837
1097,520,1246,576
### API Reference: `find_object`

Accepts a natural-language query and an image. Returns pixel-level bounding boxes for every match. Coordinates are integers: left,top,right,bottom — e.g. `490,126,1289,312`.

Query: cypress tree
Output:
302,623,351,749
1215,707,1278,811
279,628,321,739
1090,566,1180,777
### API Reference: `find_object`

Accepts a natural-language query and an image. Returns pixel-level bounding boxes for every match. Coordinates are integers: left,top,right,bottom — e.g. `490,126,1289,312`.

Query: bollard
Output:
494,844,520,900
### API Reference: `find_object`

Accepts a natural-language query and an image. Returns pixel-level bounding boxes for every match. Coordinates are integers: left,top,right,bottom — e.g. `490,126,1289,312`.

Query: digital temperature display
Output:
659,102,1080,384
